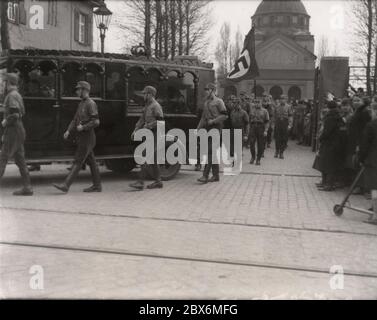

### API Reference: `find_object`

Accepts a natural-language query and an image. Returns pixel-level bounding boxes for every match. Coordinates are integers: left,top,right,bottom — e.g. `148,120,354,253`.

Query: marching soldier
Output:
274,94,293,159
53,81,102,193
240,91,252,115
249,98,269,165
230,97,249,153
262,94,275,148
0,73,33,196
197,83,228,183
129,86,164,190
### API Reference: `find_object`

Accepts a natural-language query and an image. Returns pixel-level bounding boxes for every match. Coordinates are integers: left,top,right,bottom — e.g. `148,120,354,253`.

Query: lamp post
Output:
93,2,113,54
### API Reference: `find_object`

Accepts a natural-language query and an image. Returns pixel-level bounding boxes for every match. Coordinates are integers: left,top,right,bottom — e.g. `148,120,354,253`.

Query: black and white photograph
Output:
0,0,377,302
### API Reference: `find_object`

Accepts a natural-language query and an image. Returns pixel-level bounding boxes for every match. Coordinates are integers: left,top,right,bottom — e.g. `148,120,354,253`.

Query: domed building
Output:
222,0,316,101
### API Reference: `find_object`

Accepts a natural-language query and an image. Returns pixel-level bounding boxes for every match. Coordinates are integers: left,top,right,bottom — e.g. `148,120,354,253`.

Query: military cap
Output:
229,94,237,100
240,91,247,95
75,81,91,91
204,83,216,91
141,85,157,96
5,73,19,86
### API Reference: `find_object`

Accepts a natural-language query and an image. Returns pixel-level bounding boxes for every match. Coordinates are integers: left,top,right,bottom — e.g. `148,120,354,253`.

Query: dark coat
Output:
347,107,372,155
359,119,377,190
318,109,346,174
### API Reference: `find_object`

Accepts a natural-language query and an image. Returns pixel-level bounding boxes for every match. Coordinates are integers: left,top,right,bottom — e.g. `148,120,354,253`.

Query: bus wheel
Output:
147,163,181,181
105,159,136,173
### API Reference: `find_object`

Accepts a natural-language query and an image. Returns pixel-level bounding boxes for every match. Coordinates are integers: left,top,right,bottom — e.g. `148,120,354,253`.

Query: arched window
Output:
127,66,146,108
106,62,125,100
84,63,103,98
12,60,34,96
62,62,84,97
270,85,283,100
288,86,301,101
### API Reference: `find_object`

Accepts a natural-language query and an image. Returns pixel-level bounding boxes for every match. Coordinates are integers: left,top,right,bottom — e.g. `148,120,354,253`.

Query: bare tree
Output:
215,22,231,76
350,0,374,95
316,35,330,65
116,0,212,59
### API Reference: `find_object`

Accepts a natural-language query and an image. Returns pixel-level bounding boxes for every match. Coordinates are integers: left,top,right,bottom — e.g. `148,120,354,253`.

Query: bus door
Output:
14,60,60,155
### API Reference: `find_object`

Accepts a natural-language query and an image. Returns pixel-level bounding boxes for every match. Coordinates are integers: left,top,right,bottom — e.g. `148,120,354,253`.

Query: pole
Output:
254,79,257,97
100,29,105,54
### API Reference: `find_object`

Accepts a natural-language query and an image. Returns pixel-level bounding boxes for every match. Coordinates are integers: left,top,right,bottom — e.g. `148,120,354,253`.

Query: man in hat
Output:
274,94,293,159
240,91,252,116
53,81,102,193
230,96,249,151
197,83,228,183
262,94,275,149
0,73,33,195
130,85,164,190
249,98,269,165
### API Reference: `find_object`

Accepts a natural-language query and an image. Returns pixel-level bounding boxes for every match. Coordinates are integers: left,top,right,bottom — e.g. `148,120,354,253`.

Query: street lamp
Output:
93,2,113,54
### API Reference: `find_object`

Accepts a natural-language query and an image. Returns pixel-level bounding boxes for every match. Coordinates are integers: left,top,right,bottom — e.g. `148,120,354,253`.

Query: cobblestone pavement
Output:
0,142,376,299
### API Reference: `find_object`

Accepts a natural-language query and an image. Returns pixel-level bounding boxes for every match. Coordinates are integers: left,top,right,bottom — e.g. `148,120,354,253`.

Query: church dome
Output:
253,0,309,17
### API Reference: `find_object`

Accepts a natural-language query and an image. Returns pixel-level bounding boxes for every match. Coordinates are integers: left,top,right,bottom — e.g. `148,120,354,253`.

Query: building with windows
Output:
220,0,316,101
1,0,103,52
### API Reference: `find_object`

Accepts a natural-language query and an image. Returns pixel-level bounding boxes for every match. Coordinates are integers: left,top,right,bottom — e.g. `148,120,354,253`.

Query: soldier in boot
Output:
249,99,269,166
274,95,293,159
0,73,33,196
53,81,102,193
129,86,164,190
197,83,228,184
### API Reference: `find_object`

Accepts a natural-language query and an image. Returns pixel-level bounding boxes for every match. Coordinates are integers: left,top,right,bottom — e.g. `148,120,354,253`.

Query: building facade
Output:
220,0,316,101
1,0,102,52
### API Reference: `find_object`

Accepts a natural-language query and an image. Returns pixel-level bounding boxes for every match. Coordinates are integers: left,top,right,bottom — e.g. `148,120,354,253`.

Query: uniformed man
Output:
230,97,249,153
0,73,33,196
262,94,275,148
249,98,269,165
53,81,102,193
129,85,164,190
274,94,293,159
240,91,252,115
197,83,228,183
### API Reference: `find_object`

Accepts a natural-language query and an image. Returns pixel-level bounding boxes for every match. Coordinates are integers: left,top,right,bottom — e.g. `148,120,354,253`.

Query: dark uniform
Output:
263,102,275,148
134,91,164,187
53,81,101,192
230,104,249,154
0,74,33,195
274,102,293,158
249,104,269,164
197,84,227,181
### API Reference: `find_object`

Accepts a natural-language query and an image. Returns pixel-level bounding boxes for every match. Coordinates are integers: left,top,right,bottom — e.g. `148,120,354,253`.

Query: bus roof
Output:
2,49,214,71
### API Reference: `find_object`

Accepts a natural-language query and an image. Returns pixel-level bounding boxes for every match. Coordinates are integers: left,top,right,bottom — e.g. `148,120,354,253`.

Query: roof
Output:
256,33,317,59
253,0,309,17
2,49,213,69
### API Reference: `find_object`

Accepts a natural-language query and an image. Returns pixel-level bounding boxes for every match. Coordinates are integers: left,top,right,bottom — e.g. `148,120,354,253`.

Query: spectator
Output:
317,100,345,191
359,99,377,223
346,96,372,194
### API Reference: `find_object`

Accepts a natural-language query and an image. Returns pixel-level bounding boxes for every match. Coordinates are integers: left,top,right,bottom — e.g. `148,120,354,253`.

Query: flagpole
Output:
252,23,257,98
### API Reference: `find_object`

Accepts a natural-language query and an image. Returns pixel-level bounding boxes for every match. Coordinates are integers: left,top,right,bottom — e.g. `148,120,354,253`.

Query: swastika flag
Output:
227,27,259,82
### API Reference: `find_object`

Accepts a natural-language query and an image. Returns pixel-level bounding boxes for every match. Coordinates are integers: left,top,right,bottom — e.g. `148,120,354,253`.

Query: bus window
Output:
147,68,167,109
13,60,34,96
62,62,84,97
183,72,196,114
85,63,103,98
23,61,56,98
106,63,125,100
164,71,194,114
128,67,146,109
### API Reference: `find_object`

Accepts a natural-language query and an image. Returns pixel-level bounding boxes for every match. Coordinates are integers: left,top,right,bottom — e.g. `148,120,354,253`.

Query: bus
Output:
0,49,215,180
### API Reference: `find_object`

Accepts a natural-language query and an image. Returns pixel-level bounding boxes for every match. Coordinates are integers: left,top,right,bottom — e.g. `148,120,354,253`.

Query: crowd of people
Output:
313,92,377,223
220,91,315,166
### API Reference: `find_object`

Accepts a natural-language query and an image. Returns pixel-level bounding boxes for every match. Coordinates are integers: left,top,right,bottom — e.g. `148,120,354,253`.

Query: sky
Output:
96,0,356,64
